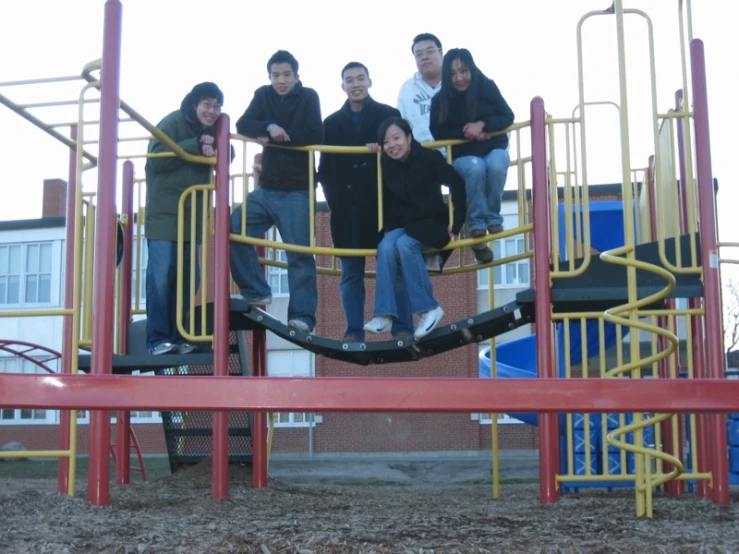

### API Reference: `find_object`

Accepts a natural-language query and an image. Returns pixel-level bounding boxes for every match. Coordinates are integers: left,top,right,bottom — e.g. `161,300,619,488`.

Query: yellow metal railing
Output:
175,183,214,344
161,126,536,350
228,124,533,270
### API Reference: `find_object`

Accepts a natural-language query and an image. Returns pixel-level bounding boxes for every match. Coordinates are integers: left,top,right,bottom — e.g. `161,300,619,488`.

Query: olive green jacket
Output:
144,106,214,243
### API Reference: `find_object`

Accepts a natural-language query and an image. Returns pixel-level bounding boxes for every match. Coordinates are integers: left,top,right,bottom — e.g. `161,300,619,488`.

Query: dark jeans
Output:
145,239,200,349
230,188,317,329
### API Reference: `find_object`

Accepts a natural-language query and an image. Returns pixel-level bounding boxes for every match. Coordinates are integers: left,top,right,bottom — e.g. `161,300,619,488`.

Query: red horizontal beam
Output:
1,374,738,413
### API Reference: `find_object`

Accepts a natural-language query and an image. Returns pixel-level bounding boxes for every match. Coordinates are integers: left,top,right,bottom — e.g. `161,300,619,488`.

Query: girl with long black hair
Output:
430,48,514,264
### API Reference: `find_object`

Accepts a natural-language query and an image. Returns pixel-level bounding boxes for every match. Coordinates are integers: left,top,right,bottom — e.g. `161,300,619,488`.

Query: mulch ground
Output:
2,460,738,553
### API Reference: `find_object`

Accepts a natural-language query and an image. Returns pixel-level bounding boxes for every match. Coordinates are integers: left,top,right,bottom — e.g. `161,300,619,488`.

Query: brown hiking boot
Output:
488,224,504,235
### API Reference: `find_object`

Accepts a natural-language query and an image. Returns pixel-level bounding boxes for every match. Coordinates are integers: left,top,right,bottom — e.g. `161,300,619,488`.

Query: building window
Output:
477,237,530,289
266,231,289,297
0,244,21,304
0,242,54,305
474,413,523,425
0,357,57,424
132,238,148,305
75,410,162,425
267,350,316,427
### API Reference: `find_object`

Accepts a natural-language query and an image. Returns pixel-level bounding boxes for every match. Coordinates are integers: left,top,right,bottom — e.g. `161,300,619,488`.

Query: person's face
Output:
451,58,472,92
383,124,412,161
341,67,372,103
195,98,222,126
270,62,298,96
413,39,443,79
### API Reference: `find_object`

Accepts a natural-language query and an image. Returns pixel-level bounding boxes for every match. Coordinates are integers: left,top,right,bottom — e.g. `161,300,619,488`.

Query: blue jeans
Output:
145,239,200,349
452,148,510,232
230,187,317,330
374,228,438,319
341,255,413,340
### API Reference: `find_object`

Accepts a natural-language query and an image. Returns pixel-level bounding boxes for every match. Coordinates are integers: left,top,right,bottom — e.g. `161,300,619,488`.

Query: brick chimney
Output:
42,178,67,218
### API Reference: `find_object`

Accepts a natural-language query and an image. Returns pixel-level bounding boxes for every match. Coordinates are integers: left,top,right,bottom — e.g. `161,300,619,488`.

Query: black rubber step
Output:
207,299,529,366
518,233,703,313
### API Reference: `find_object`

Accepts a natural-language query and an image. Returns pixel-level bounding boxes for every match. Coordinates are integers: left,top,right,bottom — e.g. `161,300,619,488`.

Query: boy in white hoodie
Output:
396,33,443,145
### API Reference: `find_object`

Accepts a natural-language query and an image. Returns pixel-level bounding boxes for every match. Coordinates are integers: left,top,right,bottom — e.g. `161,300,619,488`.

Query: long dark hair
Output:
436,48,485,124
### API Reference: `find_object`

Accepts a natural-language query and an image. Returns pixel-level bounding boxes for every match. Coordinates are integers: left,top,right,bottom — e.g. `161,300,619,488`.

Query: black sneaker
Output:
473,245,494,264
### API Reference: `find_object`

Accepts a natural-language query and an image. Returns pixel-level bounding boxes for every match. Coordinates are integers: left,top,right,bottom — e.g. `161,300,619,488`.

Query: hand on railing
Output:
200,134,215,156
463,121,487,141
268,124,291,143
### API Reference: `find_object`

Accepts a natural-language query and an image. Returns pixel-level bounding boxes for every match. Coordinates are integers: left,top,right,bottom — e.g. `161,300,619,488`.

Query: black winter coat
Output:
318,97,400,249
430,77,514,160
381,141,467,251
236,82,322,190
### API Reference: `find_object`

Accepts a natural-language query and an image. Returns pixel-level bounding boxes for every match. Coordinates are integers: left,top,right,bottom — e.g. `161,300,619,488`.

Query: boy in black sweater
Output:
230,50,322,333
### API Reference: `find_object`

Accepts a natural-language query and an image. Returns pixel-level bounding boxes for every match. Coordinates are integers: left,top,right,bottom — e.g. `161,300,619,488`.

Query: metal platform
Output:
517,233,703,313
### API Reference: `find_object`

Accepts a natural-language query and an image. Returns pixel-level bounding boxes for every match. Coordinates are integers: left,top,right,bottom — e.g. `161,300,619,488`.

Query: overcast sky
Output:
0,0,735,258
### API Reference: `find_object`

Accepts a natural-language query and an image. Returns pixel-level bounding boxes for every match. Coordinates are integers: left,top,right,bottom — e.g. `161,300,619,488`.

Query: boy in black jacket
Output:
230,50,322,333
318,62,413,342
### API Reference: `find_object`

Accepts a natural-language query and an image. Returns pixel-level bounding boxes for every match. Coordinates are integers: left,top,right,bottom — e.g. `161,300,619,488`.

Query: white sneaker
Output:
246,295,272,306
414,306,444,340
149,342,178,356
288,319,312,333
363,316,393,334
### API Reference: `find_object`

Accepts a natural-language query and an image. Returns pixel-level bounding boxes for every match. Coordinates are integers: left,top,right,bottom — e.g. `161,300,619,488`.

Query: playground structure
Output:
0,0,737,520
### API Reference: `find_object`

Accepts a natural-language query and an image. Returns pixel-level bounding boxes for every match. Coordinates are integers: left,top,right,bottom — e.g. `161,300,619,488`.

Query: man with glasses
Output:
231,50,322,334
397,33,444,145
144,82,226,355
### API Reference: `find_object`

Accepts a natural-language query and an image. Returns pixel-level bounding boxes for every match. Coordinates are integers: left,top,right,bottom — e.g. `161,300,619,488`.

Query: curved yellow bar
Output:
599,242,683,515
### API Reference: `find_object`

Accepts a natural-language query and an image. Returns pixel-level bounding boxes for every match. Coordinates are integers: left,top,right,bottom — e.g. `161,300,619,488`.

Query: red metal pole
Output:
691,301,710,499
212,114,231,499
58,124,77,495
115,160,135,485
531,96,558,504
87,0,122,506
691,39,729,506
250,152,268,489
252,329,268,489
675,89,705,497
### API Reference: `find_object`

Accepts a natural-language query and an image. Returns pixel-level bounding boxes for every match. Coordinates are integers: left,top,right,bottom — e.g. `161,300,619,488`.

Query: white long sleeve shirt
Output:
396,72,442,145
